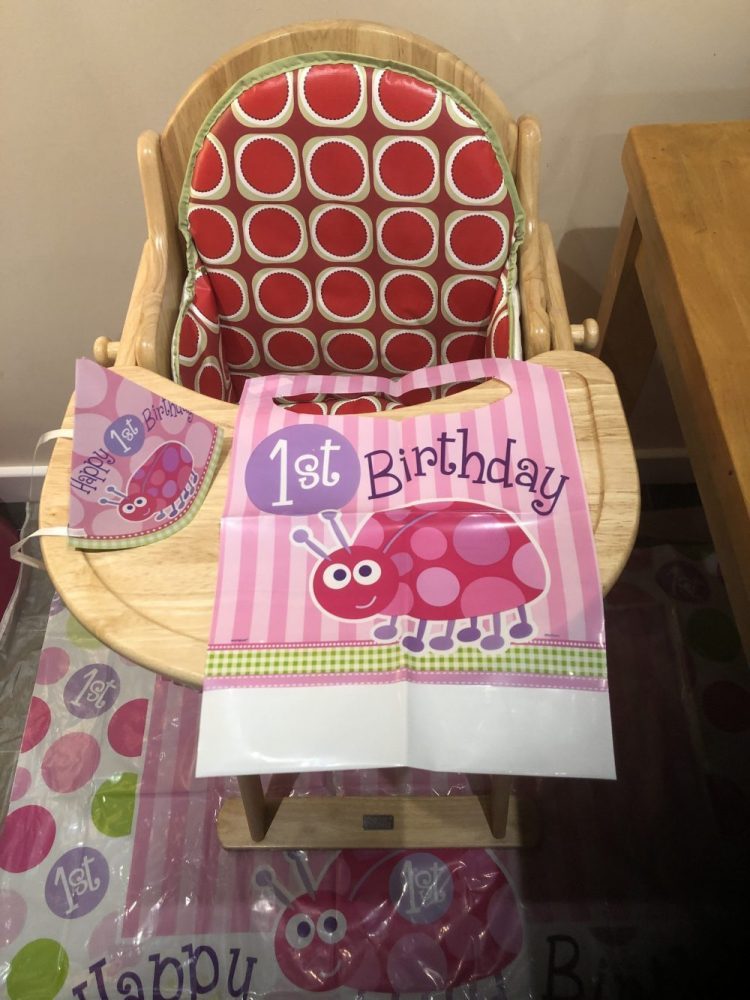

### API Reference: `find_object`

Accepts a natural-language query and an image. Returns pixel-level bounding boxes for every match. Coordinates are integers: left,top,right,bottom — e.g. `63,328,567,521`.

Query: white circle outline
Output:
380,328,437,374
178,313,207,365
190,134,228,199
262,327,320,371
231,72,294,127
244,205,306,262
298,64,366,125
316,267,375,323
254,270,312,324
311,205,372,262
372,68,441,128
445,212,508,270
380,270,438,325
235,135,299,200
441,274,498,327
187,204,240,265
304,138,369,201
374,137,438,200
377,208,437,266
445,136,506,205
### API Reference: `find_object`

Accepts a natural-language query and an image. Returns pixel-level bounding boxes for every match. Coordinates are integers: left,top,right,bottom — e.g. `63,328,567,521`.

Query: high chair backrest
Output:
163,23,528,407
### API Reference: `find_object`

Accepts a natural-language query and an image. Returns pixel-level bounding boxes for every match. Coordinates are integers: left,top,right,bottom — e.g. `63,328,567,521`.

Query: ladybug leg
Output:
481,612,506,651
402,619,427,653
509,604,534,640
429,619,456,652
457,617,481,643
373,615,399,641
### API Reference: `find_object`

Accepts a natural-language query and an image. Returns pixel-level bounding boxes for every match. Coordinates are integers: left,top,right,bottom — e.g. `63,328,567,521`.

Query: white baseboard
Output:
0,465,49,503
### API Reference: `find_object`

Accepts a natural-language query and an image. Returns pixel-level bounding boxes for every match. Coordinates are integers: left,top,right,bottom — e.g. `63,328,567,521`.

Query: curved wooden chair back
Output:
105,20,591,380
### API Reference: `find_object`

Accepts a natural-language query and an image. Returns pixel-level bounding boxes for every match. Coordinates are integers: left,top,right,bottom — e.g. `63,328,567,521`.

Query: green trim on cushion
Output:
68,426,224,551
172,51,526,384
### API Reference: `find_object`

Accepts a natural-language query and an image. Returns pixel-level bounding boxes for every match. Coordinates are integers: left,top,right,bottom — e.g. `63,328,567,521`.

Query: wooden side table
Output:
599,122,750,657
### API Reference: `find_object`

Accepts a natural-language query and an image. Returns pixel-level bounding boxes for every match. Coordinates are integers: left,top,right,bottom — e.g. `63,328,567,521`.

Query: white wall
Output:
1,0,748,468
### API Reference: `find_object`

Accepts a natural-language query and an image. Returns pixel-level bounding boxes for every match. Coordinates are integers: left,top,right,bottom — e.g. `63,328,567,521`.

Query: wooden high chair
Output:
40,21,638,849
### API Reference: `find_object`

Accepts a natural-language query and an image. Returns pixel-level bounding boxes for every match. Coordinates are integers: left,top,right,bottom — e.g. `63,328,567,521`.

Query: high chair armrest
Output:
104,130,185,377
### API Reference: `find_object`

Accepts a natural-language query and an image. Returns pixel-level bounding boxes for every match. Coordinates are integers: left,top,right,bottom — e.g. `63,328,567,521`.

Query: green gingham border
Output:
206,643,606,679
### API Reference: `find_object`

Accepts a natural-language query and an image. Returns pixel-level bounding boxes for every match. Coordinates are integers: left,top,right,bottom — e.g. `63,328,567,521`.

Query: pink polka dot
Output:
512,541,546,592
356,518,385,550
0,805,56,873
387,933,448,991
461,576,524,617
10,767,31,802
386,508,412,521
488,883,524,956
385,582,414,615
41,733,101,793
21,696,51,752
391,551,413,575
452,514,511,566
410,527,447,561
0,888,26,947
416,567,459,607
37,647,70,684
108,699,148,757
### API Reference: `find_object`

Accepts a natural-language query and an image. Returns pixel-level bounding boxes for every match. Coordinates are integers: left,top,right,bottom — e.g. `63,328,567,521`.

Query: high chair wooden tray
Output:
39,351,638,689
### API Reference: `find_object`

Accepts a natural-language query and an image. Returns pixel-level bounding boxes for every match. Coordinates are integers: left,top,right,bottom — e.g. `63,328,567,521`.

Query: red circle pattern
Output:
180,61,518,403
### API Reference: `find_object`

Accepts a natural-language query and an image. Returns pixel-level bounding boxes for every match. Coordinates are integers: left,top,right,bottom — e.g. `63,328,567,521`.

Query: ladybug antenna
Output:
291,527,329,560
254,866,294,905
98,484,127,506
321,509,351,552
285,850,316,896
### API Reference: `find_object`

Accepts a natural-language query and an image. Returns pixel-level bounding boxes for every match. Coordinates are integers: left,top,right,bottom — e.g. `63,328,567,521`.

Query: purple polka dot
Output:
452,514,511,566
391,551,413,575
387,933,448,991
0,888,26,947
21,697,51,752
107,699,148,757
411,527,447,561
162,446,179,472
0,805,56,873
461,576,524,617
10,767,31,802
37,647,70,685
161,479,178,499
512,542,546,591
42,733,101,793
147,486,159,497
416,567,459,607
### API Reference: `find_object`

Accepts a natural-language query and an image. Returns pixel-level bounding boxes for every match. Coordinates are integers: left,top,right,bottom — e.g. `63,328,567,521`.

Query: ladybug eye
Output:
322,563,351,590
285,913,315,950
317,909,347,945
354,560,381,585
134,496,148,508
122,503,136,515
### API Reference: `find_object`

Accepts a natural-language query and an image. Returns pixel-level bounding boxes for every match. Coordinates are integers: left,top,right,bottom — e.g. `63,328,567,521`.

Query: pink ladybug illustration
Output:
98,442,198,522
258,848,522,993
292,500,548,652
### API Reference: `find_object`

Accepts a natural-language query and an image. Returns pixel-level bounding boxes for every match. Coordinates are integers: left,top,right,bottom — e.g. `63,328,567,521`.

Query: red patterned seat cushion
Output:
173,57,523,410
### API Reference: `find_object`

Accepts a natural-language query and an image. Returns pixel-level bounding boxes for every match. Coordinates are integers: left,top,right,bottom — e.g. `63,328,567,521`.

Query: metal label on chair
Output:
197,358,614,780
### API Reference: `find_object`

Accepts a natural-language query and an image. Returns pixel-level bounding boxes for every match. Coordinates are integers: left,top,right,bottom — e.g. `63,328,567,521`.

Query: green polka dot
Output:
65,616,102,651
91,772,138,837
686,607,741,662
7,939,69,1000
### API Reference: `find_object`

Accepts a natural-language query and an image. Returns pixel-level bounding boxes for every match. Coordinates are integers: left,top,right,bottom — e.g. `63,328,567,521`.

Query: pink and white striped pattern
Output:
211,358,602,655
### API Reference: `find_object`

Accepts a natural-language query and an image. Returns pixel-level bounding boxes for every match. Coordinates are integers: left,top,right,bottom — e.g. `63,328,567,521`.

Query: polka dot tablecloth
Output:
2,545,748,998
173,57,523,410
